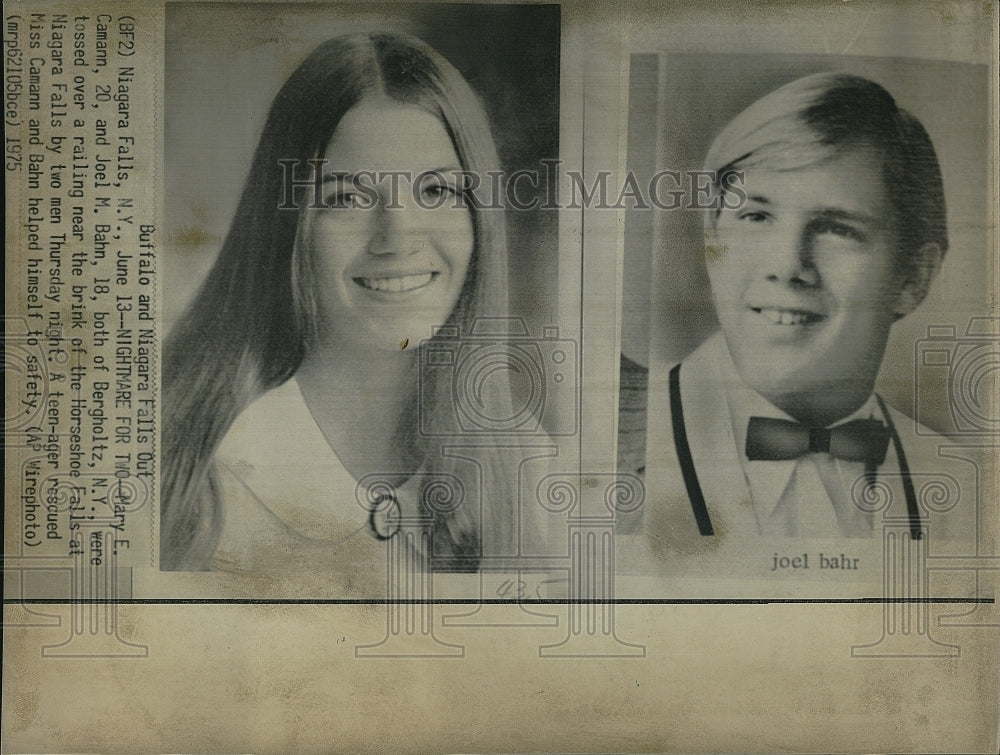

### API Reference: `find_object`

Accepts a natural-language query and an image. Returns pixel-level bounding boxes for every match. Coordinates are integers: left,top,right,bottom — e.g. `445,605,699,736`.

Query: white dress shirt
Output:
719,341,883,538
627,331,981,597
694,333,896,538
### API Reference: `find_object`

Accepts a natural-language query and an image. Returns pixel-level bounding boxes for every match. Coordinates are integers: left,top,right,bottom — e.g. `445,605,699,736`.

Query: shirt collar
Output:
217,377,425,540
705,333,884,514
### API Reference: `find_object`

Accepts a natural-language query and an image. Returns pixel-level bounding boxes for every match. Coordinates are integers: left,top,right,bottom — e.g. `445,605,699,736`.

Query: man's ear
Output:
894,242,943,319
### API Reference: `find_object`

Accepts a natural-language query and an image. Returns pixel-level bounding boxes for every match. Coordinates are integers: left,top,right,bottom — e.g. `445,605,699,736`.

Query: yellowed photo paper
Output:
5,1,998,752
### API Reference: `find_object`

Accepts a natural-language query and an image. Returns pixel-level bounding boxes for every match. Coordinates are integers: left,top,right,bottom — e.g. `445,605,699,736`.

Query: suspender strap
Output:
669,364,714,536
875,394,923,539
669,368,917,539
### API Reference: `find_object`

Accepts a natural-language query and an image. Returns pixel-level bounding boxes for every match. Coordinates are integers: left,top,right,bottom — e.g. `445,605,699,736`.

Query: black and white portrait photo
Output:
6,2,1000,753
616,54,991,590
159,3,562,596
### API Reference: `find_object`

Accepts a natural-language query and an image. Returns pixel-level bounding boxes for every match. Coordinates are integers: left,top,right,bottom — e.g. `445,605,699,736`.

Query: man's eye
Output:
325,192,362,209
738,210,769,223
815,219,866,242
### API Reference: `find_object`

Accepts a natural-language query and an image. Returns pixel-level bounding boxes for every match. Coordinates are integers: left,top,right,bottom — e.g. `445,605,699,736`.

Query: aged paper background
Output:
5,0,999,752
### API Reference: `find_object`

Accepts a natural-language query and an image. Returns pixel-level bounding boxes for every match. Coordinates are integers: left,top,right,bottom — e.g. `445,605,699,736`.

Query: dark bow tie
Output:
745,416,890,465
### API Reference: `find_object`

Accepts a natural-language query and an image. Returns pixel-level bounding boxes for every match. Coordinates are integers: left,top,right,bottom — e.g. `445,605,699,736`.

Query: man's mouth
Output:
354,272,437,293
751,307,825,326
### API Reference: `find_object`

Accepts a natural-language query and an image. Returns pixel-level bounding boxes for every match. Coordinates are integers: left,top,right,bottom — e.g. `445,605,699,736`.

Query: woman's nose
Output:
367,191,428,257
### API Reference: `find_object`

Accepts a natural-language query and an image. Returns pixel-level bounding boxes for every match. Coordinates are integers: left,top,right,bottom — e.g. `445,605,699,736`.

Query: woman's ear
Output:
894,242,943,319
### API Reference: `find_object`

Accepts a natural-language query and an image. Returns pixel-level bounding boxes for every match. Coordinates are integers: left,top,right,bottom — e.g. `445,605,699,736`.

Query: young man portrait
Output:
622,70,982,584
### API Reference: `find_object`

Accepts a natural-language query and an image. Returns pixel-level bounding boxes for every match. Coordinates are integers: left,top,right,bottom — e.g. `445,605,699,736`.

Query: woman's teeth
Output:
756,307,819,325
356,273,434,293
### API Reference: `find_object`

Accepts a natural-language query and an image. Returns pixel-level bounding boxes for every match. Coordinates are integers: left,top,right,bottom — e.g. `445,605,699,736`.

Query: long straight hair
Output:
162,33,515,570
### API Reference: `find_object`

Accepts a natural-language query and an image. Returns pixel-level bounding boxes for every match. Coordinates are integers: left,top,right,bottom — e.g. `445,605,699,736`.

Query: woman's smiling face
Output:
302,96,474,354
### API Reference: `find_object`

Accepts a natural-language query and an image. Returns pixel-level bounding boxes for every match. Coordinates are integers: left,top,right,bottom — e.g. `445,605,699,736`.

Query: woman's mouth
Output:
751,307,825,326
354,272,437,293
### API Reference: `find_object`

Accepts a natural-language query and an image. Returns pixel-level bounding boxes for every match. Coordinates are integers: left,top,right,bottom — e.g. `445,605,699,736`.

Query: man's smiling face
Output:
706,144,910,420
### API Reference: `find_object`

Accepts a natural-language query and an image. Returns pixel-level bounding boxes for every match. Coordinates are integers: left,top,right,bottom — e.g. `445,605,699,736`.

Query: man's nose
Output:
762,222,819,286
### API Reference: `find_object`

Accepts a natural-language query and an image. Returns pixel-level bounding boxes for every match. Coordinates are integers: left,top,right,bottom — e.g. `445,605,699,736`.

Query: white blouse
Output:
210,378,425,598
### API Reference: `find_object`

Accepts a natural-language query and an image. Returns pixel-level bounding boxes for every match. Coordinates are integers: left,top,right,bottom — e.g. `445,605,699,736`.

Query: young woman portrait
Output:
160,24,559,597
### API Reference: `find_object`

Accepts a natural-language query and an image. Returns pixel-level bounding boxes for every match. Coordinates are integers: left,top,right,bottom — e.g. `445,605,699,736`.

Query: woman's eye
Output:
422,183,459,200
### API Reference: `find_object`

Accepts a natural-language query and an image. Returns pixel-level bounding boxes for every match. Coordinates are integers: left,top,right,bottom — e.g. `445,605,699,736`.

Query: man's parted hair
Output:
704,71,948,267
